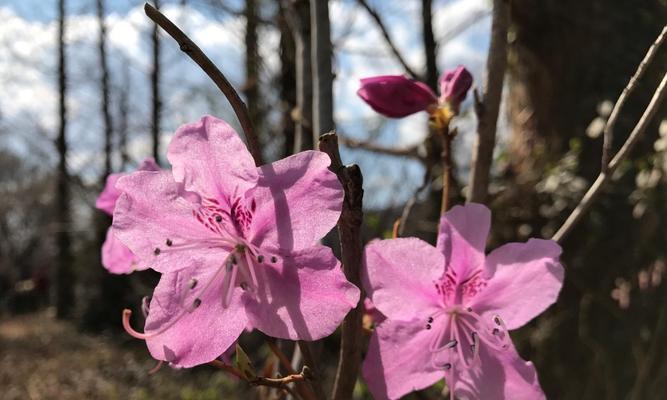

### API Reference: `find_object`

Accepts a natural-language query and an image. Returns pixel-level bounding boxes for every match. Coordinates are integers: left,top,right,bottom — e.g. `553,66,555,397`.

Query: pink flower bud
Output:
357,75,437,118
439,65,473,104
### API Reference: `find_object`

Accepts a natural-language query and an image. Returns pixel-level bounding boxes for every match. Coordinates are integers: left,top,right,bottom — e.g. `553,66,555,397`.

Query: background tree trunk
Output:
150,0,162,164
310,0,334,141
244,0,262,146
421,0,438,92
55,0,74,319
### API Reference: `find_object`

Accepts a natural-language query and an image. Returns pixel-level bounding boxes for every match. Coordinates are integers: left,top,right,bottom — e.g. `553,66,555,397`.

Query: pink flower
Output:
357,75,437,118
96,158,160,274
439,65,473,104
361,203,563,400
114,115,360,367
357,66,473,118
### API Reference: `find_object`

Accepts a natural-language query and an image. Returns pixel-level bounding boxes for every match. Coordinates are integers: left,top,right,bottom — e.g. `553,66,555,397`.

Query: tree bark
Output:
310,0,334,141
55,0,74,319
284,0,313,152
277,7,297,158
244,0,262,144
150,0,162,164
421,0,438,92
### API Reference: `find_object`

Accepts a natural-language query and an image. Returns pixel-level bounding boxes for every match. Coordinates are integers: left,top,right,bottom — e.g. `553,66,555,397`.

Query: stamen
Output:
189,279,198,290
191,298,202,311
221,261,238,308
123,309,185,340
270,256,278,263
444,339,457,349
257,255,264,263
141,296,151,318
215,215,223,222
428,317,434,323
443,363,452,370
148,360,164,375
165,239,173,247
153,247,161,255
243,249,260,290
426,324,432,329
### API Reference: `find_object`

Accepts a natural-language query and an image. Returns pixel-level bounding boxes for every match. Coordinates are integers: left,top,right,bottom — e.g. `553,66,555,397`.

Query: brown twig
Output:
356,0,421,80
467,0,509,204
319,133,365,400
440,128,453,214
209,360,307,397
552,69,667,243
267,340,318,400
602,26,667,171
339,134,424,161
143,2,263,165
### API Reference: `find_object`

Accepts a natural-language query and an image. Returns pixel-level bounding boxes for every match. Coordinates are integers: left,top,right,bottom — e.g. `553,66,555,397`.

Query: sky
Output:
0,0,493,209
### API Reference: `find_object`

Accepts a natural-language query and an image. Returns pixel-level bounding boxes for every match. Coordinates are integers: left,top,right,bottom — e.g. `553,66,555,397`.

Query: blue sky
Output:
0,0,492,209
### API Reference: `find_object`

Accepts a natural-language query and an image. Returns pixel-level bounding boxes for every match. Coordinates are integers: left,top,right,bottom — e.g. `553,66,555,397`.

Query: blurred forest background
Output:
1,0,666,399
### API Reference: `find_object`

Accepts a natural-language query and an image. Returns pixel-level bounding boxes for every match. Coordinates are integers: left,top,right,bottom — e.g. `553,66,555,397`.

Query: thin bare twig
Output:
143,3,263,165
397,165,432,236
552,69,667,243
602,26,667,171
467,0,509,204
356,0,421,80
319,133,365,400
267,340,318,400
209,360,308,398
440,128,453,214
339,134,424,161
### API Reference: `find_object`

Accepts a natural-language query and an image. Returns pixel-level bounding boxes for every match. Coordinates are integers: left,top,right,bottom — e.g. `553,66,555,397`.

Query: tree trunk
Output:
421,0,438,92
55,0,74,319
277,8,296,158
284,0,313,152
310,0,334,141
150,0,162,164
244,0,262,145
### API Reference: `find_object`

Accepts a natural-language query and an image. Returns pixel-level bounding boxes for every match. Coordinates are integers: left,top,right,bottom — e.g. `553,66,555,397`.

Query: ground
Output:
0,311,245,400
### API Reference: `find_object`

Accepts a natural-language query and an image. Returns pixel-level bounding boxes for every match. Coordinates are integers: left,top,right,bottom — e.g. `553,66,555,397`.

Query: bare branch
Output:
356,0,421,80
143,2,263,165
467,0,509,204
339,134,424,161
319,133,365,400
602,26,667,170
552,69,667,243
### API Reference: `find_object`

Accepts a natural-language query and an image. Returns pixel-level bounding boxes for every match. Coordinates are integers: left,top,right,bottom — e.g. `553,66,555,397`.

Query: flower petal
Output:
144,261,248,368
437,203,491,280
452,344,545,400
113,170,222,273
362,319,442,400
101,228,146,274
167,115,258,200
363,238,443,321
243,245,359,340
96,173,122,215
471,239,564,330
357,75,437,118
250,151,343,251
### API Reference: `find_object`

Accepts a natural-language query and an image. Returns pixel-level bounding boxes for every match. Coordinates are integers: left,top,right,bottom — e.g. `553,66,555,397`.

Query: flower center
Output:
434,268,487,306
425,306,510,372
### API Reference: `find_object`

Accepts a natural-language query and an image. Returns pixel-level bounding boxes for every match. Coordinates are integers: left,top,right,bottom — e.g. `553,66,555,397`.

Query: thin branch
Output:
440,128,453,214
319,133,365,400
339,134,424,161
143,3,263,165
467,0,509,204
209,360,307,394
267,340,318,400
356,0,421,80
602,25,667,170
552,69,667,243
397,165,432,236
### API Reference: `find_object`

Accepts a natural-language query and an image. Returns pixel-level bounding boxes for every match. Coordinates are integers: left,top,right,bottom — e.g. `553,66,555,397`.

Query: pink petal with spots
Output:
363,238,443,321
362,319,443,400
113,170,224,274
144,261,248,368
243,245,359,340
453,344,545,400
167,115,258,201
250,151,343,251
471,239,564,330
437,203,491,280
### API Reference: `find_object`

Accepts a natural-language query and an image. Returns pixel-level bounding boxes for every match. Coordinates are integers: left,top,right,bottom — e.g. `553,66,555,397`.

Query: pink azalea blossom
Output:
113,115,360,367
362,203,563,400
357,66,473,118
96,158,160,274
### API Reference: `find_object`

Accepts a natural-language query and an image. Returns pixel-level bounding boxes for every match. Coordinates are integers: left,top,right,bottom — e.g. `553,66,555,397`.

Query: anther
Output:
165,238,173,247
215,215,223,222
426,324,431,330
257,255,264,263
493,315,503,325
270,256,278,263
428,317,434,323
189,279,198,290
492,328,500,335
153,247,161,255
192,298,202,309
466,307,472,312
240,282,249,291
443,363,452,370
444,340,457,349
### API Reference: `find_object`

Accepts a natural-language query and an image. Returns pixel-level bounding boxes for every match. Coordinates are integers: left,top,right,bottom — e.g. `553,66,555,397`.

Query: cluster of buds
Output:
356,65,473,131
